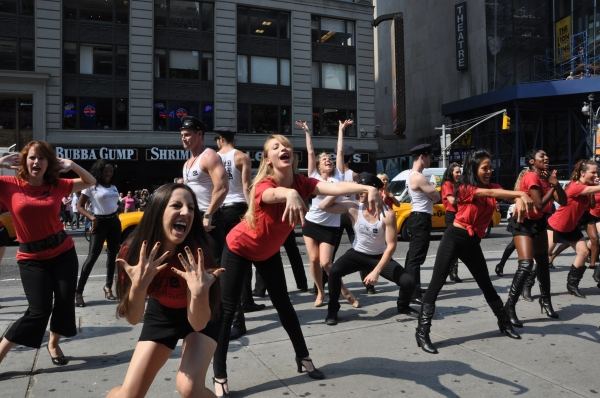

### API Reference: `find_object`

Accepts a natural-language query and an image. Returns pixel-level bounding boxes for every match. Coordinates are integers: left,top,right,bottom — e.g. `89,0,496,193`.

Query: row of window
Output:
237,56,290,86
64,0,129,24
64,43,128,76
152,100,214,132
0,37,34,71
155,0,214,32
62,97,128,130
0,0,33,15
154,49,213,80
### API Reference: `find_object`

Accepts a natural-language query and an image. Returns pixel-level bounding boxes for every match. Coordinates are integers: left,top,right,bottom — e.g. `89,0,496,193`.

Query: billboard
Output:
555,16,571,64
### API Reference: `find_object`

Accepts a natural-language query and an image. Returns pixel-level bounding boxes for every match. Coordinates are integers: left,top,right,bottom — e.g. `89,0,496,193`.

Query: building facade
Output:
0,0,377,192
374,0,600,187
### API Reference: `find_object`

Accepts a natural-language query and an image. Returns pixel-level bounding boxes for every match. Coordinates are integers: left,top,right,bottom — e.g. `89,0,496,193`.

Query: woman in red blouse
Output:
212,134,383,397
547,159,600,298
504,149,566,328
441,162,462,282
107,183,223,398
416,149,534,354
0,141,95,366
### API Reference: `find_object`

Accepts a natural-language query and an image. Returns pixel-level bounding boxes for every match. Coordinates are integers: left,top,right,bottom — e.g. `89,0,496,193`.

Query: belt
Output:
95,212,118,219
221,202,248,209
19,230,68,253
411,211,432,216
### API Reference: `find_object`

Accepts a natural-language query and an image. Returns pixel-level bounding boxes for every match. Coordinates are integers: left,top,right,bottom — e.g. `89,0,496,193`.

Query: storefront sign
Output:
147,148,191,160
555,16,571,64
55,147,138,161
455,3,468,71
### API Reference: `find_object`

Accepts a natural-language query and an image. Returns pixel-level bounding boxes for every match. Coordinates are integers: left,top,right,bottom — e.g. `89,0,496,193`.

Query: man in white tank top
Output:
405,144,440,304
319,173,417,325
180,116,229,263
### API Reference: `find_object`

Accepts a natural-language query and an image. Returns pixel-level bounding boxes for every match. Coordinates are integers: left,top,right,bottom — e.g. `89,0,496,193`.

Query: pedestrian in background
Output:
123,191,137,213
71,191,81,229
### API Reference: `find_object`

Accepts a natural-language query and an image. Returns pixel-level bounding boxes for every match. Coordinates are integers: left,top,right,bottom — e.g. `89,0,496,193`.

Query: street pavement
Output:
1,225,599,397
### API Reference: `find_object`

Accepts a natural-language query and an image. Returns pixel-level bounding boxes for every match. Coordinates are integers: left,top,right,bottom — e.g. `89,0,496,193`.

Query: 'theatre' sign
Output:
455,3,468,71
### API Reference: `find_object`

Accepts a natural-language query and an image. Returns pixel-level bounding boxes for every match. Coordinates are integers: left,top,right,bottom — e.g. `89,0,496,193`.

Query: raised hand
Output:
172,247,220,298
56,158,74,173
338,119,354,130
547,170,559,186
116,241,170,291
295,120,310,133
282,190,308,227
0,153,19,170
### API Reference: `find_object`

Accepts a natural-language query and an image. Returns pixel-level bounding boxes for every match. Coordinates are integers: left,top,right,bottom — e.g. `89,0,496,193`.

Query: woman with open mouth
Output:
504,149,566,328
212,134,384,397
0,141,95,367
297,119,359,308
107,183,223,398
415,149,535,354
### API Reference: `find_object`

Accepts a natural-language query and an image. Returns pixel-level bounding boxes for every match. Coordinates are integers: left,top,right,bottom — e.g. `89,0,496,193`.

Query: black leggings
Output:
424,225,500,305
213,244,309,378
498,239,516,267
328,249,414,313
5,247,78,348
76,215,121,294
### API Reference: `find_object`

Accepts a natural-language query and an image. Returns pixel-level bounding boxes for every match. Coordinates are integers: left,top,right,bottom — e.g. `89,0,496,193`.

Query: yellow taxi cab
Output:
0,211,17,242
119,211,144,242
393,189,502,241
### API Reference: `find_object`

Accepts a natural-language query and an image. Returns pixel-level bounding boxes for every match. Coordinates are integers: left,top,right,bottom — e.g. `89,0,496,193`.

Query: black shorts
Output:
0,225,9,247
578,211,600,226
507,214,548,238
139,298,220,350
302,220,339,246
548,225,584,244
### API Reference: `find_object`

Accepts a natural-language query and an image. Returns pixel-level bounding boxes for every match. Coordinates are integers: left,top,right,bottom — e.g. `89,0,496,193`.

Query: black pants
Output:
76,215,121,294
328,249,415,313
201,209,225,267
423,225,500,305
254,230,308,295
5,247,78,348
214,244,309,378
405,212,432,298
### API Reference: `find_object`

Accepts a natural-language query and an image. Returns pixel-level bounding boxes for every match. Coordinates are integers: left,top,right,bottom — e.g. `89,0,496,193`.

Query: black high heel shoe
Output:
103,286,116,300
75,294,86,308
212,377,230,398
47,345,68,366
495,264,504,277
295,356,325,379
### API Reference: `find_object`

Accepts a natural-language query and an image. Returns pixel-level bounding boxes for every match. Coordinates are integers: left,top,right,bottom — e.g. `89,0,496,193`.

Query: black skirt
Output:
578,211,600,226
548,225,584,244
302,220,339,246
139,298,220,350
507,214,548,238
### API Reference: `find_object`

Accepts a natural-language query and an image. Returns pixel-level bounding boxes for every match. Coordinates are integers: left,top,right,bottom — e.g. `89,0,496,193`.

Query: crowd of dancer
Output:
0,117,599,397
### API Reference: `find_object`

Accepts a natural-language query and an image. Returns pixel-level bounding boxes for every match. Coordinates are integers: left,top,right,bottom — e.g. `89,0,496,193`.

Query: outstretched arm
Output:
296,121,316,175
336,119,354,173
363,210,397,285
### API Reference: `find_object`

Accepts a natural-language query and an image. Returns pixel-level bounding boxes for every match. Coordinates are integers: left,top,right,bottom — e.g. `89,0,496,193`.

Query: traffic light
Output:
502,115,511,130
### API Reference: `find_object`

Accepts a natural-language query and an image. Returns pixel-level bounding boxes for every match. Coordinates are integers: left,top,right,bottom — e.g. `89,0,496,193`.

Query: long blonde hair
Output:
244,135,297,230
513,168,529,190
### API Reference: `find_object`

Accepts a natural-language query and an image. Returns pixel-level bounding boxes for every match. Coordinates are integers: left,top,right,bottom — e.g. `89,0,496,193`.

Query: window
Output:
153,99,167,131
80,0,113,22
169,50,198,79
0,39,17,71
63,97,128,130
312,107,356,136
154,0,213,31
64,42,78,74
0,0,17,14
19,39,34,71
0,38,33,72
80,44,113,75
63,97,77,129
201,52,213,81
155,49,167,78
116,46,128,76
237,104,291,135
153,100,212,132
312,62,320,88
237,55,290,85
311,16,355,46
237,7,290,39
64,0,77,19
21,0,34,15
115,0,128,24
201,102,214,131
312,62,355,91
0,97,33,149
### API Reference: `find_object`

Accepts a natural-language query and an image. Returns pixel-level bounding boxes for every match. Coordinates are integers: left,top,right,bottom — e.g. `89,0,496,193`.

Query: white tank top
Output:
219,149,246,205
341,169,358,202
305,169,343,227
407,170,433,214
183,148,213,212
353,204,387,255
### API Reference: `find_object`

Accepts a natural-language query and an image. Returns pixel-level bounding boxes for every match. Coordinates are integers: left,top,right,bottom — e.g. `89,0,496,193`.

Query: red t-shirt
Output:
0,202,7,228
441,181,457,213
516,172,552,220
548,183,590,232
454,183,502,238
227,174,320,262
0,176,74,260
590,192,600,218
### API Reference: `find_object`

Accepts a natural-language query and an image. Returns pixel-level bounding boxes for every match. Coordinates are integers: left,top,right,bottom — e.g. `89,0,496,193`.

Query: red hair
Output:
17,141,60,186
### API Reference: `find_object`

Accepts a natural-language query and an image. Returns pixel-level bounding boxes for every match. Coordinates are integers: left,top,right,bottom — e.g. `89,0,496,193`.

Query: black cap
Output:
214,126,236,141
180,116,208,133
343,145,355,156
410,144,432,156
357,172,384,189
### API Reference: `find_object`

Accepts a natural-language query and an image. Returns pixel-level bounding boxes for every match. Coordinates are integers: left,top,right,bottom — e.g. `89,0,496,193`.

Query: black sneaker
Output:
229,326,247,340
366,285,376,295
251,289,265,298
325,311,338,326
397,306,420,318
243,303,266,313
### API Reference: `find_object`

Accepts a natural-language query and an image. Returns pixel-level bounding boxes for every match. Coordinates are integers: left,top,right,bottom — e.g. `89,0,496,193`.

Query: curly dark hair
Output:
89,159,117,186
17,141,60,186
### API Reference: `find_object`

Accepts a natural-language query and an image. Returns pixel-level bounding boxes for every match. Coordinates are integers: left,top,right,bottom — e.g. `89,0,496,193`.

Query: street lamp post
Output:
582,93,600,161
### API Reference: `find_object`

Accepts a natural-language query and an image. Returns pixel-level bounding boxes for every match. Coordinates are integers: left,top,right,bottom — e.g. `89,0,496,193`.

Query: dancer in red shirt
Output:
212,134,383,397
0,141,95,366
504,149,566,327
107,183,223,398
547,159,600,298
441,162,462,282
416,149,534,354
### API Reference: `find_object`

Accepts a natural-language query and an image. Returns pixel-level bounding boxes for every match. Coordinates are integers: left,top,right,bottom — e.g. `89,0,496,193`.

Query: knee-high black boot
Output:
448,262,462,283
489,298,521,339
505,259,533,327
534,253,558,318
566,265,586,298
521,263,537,302
415,303,438,354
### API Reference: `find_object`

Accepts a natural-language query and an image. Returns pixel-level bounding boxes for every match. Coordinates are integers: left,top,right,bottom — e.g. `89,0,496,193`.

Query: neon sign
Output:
63,103,76,118
83,105,96,117
175,108,187,119
204,105,213,112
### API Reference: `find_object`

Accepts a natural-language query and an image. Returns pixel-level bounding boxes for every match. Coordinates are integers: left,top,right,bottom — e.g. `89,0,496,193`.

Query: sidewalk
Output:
1,252,599,397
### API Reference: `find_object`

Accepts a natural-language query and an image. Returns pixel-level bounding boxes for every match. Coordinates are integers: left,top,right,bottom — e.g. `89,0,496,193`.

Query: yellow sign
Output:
452,130,472,147
555,16,571,64
596,126,600,155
